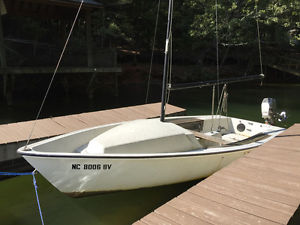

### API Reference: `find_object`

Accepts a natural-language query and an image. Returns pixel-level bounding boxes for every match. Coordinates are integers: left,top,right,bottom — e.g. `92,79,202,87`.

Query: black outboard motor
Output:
261,98,287,125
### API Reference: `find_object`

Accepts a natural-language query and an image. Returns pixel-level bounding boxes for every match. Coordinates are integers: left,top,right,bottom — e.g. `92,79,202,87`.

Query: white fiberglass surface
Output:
80,119,202,155
29,123,120,153
20,116,283,156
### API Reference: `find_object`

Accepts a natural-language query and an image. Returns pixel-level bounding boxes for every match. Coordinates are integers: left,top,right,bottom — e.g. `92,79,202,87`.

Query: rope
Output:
0,170,45,225
24,0,84,149
32,170,45,225
145,0,161,103
0,171,33,176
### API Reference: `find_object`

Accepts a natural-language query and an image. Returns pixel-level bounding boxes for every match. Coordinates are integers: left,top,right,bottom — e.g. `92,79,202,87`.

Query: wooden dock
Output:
0,103,185,169
134,124,300,225
0,103,184,144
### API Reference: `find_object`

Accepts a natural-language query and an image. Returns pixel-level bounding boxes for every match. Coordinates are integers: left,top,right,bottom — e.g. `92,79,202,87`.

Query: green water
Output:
0,83,300,224
0,174,198,225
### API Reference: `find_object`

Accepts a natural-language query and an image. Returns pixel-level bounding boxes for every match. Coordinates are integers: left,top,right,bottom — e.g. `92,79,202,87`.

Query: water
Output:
0,174,198,225
1,82,299,126
0,82,300,224
169,83,300,127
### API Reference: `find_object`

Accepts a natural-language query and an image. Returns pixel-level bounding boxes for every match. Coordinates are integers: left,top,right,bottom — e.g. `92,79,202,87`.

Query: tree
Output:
188,0,299,47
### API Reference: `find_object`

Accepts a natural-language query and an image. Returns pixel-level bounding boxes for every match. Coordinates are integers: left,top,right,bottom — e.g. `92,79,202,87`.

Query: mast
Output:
160,0,173,122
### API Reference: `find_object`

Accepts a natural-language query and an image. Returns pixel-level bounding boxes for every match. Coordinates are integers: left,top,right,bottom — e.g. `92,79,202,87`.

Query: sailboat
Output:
18,0,283,197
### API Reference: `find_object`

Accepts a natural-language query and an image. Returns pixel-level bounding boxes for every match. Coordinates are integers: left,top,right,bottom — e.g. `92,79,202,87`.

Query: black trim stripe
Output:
19,147,253,159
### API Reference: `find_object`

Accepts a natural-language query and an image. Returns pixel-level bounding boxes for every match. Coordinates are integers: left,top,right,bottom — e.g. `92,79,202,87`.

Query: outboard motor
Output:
261,98,287,125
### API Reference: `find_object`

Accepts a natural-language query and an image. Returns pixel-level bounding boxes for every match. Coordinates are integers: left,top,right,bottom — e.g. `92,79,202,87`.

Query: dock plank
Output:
135,124,300,225
155,205,211,225
245,148,300,167
206,172,300,208
188,184,290,224
132,221,149,225
0,125,14,143
141,211,180,225
220,163,300,194
78,110,114,124
262,142,300,152
129,105,158,118
169,194,278,225
236,156,300,179
52,115,90,132
216,169,300,200
200,179,296,215
111,107,145,121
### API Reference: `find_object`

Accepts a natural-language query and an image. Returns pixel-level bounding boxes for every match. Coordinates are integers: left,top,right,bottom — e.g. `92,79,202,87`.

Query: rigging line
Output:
211,0,220,129
166,31,172,105
211,84,226,131
166,0,174,107
165,1,174,109
145,0,161,103
210,85,215,131
24,0,84,149
216,84,226,115
160,0,173,122
217,84,228,128
215,0,220,102
255,1,263,76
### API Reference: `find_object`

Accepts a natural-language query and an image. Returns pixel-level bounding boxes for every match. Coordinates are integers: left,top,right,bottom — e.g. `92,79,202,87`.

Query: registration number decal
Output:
72,164,112,170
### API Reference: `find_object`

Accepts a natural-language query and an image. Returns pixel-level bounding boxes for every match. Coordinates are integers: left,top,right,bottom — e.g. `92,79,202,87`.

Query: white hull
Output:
24,148,251,196
18,116,283,196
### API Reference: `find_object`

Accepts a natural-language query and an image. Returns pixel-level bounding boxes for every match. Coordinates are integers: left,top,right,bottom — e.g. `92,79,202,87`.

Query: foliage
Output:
4,0,299,66
100,0,299,51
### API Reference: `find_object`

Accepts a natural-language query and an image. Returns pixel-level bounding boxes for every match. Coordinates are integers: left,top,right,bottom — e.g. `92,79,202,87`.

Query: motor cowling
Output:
261,98,276,123
261,98,287,124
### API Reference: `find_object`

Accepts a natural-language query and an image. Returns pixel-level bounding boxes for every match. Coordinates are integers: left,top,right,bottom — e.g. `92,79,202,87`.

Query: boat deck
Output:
133,123,300,225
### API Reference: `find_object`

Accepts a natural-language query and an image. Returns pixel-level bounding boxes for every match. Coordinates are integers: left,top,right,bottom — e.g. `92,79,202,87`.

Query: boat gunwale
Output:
17,131,282,159
17,115,285,159
18,146,255,159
